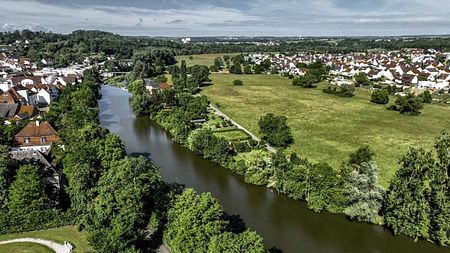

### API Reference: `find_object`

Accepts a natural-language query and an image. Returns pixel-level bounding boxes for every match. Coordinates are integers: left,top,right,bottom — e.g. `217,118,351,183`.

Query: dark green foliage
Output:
0,145,16,211
233,79,243,86
164,188,227,253
7,164,48,215
392,92,424,115
292,73,319,88
348,145,375,166
383,148,435,240
130,49,176,81
323,84,355,97
234,141,251,153
419,90,433,103
188,129,231,165
88,157,160,252
207,230,265,253
189,65,210,86
371,89,389,104
354,72,371,86
213,57,224,71
258,113,293,148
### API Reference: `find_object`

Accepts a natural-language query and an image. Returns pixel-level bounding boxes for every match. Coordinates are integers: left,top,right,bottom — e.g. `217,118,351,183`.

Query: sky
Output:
1,0,450,37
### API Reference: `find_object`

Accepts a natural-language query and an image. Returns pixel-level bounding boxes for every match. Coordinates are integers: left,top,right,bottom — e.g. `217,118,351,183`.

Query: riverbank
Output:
107,85,448,252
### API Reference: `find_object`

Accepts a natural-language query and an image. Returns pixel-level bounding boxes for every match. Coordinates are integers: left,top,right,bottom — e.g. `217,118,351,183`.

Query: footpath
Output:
209,104,277,153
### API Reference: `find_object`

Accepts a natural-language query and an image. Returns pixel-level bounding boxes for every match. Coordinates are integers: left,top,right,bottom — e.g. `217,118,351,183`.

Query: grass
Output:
202,73,450,187
214,129,250,141
176,53,240,67
0,243,53,253
0,226,92,253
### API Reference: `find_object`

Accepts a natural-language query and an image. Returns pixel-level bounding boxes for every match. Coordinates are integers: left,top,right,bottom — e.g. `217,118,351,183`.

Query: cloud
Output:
0,0,449,36
135,18,143,27
167,19,185,24
1,23,48,32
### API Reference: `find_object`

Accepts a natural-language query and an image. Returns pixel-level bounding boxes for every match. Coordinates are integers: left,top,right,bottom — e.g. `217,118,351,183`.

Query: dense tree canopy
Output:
258,113,293,147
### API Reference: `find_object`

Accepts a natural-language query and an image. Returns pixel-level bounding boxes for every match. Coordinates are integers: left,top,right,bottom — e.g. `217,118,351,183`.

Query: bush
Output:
418,90,433,103
323,84,355,98
234,141,251,153
394,92,424,116
248,139,258,147
371,89,389,104
233,79,243,86
354,72,371,86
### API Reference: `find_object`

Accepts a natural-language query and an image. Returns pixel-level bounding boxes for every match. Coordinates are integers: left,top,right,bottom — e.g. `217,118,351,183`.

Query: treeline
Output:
129,68,449,246
5,30,450,68
0,70,266,252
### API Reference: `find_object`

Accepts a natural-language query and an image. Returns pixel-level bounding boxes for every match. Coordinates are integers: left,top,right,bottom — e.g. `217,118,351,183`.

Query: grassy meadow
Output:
0,226,91,253
202,73,450,186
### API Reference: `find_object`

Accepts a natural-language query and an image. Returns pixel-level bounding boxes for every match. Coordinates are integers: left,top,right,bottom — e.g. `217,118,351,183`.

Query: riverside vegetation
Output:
128,54,450,247
0,69,266,253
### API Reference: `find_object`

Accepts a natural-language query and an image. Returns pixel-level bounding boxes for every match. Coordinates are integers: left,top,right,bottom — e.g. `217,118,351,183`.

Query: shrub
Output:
418,90,433,103
233,79,243,86
234,141,251,153
323,84,355,98
371,89,389,104
391,92,424,116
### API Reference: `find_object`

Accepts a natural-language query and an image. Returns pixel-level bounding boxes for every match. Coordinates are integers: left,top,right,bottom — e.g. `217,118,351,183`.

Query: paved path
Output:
209,104,276,153
0,238,72,253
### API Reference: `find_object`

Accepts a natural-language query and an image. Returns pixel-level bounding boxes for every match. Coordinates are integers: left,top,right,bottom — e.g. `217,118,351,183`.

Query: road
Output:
209,104,277,153
0,238,72,253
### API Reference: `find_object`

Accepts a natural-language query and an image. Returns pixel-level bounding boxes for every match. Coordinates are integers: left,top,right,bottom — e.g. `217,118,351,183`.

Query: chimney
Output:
36,120,40,127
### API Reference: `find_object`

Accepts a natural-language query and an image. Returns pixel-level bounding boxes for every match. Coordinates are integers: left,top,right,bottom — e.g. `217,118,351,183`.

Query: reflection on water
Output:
99,85,447,253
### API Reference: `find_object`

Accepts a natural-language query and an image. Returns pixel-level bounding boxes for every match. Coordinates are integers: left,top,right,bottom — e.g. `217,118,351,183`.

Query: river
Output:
99,85,446,253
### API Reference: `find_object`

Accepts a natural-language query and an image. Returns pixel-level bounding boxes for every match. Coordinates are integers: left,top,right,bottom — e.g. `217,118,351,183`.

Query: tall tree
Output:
258,113,293,148
88,157,160,252
8,164,48,215
383,148,433,240
164,188,227,253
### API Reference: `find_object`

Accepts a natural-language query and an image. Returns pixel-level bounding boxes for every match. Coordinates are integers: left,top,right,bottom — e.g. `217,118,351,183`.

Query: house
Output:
0,103,19,118
16,86,38,105
144,79,159,94
159,82,171,90
0,78,13,92
15,105,38,120
0,88,24,104
12,121,61,153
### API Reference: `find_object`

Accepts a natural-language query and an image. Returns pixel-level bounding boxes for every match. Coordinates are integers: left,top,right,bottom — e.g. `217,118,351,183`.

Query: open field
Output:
202,73,450,186
0,226,91,253
0,242,53,253
176,53,240,67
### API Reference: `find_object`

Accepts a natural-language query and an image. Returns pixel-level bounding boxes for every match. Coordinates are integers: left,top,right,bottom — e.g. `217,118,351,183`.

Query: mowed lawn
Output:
0,226,91,253
0,243,53,253
202,73,450,186
176,53,240,67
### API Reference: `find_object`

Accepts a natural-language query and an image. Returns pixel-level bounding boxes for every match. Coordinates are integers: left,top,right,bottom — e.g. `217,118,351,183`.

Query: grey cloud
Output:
167,19,185,24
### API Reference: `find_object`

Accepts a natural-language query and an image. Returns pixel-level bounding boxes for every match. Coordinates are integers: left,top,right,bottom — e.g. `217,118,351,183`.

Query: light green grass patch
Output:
0,226,91,253
176,53,240,67
0,242,53,253
202,73,450,187
213,129,250,141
